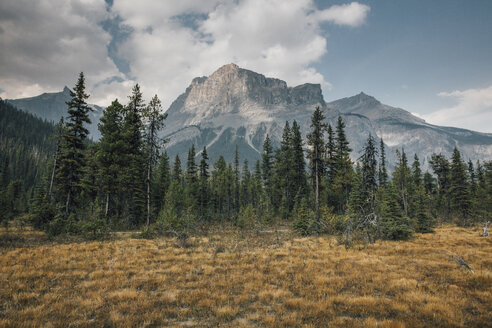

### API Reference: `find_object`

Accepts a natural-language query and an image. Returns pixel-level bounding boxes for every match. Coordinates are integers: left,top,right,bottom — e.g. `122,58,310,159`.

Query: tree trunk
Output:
65,190,71,219
48,155,57,199
105,192,110,217
146,153,152,227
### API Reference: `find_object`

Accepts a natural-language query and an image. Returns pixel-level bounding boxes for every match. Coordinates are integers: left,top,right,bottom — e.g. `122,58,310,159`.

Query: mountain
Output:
329,92,492,167
162,64,492,169
6,87,103,139
162,63,328,164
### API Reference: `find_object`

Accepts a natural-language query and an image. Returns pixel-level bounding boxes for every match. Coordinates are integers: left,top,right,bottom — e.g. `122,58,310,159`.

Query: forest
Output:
1,72,491,242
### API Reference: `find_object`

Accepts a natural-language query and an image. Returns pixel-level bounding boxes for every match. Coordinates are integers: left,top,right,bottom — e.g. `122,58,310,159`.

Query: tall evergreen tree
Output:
97,99,124,218
56,72,92,219
142,95,167,226
332,116,353,212
154,151,171,217
393,149,412,217
306,106,327,222
449,147,471,225
234,145,240,214
198,146,210,219
359,134,378,216
172,155,183,185
262,134,274,212
186,144,198,207
378,138,388,187
430,153,451,221
291,120,308,204
122,84,146,226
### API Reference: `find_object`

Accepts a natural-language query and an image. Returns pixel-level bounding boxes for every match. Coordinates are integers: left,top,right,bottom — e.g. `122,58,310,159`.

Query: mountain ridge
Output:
4,64,492,169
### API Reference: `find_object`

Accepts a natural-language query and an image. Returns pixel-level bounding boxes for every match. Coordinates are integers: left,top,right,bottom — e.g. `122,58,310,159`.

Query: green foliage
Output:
236,204,259,229
77,217,109,240
292,198,317,236
379,185,413,240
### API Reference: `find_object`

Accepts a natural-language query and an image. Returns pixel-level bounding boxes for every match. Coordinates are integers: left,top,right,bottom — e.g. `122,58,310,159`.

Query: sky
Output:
0,0,491,132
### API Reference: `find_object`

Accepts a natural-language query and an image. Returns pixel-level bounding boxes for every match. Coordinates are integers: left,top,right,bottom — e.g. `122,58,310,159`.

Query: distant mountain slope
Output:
0,100,56,190
6,87,103,140
162,64,492,169
5,64,492,169
328,92,492,167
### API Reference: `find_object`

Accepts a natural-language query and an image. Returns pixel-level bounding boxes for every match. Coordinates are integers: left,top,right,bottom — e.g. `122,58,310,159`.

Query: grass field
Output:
0,225,491,327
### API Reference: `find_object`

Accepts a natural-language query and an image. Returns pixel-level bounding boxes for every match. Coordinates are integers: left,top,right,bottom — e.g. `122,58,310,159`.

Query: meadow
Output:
0,225,491,327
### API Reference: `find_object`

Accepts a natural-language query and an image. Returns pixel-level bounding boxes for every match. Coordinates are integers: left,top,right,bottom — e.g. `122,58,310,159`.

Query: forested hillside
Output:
6,72,485,242
0,100,56,220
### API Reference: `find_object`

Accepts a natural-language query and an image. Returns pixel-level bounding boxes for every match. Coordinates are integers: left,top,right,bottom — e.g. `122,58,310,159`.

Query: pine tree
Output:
122,84,146,226
198,146,210,219
172,155,183,185
380,184,413,240
307,106,327,222
234,145,240,214
97,99,124,218
186,144,198,208
378,138,388,187
142,95,167,226
393,149,412,217
412,154,422,187
291,120,308,205
430,153,451,221
449,147,471,226
262,134,274,214
241,159,251,208
325,124,336,183
332,116,353,212
359,134,378,215
56,72,92,219
154,151,171,217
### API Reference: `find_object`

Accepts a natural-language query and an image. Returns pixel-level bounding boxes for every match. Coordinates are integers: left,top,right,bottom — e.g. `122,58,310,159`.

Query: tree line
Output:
2,73,491,241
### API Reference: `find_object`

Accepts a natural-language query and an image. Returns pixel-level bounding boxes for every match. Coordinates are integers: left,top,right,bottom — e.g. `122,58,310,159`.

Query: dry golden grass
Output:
0,225,491,327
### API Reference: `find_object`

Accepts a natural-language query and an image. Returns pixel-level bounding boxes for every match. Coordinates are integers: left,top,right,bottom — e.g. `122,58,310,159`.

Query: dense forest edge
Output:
1,72,491,244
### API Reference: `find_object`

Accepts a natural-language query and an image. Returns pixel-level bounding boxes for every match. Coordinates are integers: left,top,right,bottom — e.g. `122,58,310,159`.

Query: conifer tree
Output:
234,145,240,214
186,145,198,207
332,116,353,212
307,106,327,222
449,147,471,225
97,99,124,218
430,153,451,221
122,84,146,226
241,159,251,208
325,124,336,183
56,72,92,219
198,146,210,219
262,134,274,213
360,134,378,215
393,149,412,217
154,151,171,217
291,120,308,204
378,138,388,187
172,155,182,185
142,95,167,226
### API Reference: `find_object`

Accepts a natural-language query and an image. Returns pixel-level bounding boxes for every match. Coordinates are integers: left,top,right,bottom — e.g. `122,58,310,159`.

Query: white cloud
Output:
423,85,492,133
313,2,371,27
0,0,370,107
111,0,369,108
0,0,128,104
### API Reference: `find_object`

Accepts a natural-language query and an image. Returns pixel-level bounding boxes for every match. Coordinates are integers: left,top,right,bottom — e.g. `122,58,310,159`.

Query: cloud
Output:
111,0,369,108
423,85,492,133
0,0,370,107
0,0,129,103
314,2,371,27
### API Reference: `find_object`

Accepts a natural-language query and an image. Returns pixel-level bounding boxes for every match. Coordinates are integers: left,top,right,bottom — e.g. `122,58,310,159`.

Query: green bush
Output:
292,199,317,236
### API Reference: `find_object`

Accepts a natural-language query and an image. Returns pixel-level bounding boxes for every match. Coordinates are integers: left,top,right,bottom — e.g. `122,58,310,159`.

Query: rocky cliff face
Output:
162,64,492,169
162,64,329,164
